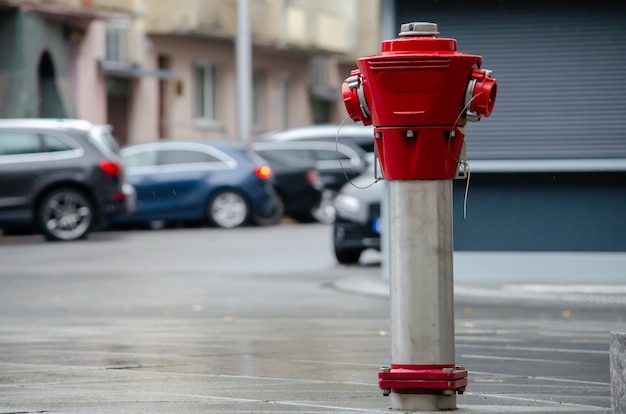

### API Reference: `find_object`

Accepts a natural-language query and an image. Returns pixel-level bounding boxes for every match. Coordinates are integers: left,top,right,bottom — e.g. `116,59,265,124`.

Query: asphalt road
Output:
0,223,623,413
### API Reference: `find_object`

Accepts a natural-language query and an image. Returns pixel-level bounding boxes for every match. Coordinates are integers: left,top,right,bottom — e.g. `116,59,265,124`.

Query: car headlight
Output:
334,194,361,216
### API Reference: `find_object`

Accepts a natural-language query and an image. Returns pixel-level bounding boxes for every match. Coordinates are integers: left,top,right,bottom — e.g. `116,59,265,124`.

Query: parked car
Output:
0,118,134,241
111,139,280,229
249,139,368,194
332,154,384,264
253,154,328,223
256,123,376,153
250,139,369,224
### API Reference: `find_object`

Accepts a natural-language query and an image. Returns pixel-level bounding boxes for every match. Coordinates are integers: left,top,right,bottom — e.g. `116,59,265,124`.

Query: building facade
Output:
0,0,381,144
392,0,626,257
0,0,132,122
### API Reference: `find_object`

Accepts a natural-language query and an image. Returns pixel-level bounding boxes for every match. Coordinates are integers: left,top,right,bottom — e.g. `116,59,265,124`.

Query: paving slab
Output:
0,317,614,413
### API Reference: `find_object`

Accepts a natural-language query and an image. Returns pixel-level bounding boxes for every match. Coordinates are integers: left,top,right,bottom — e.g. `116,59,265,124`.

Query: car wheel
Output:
38,187,93,241
334,246,362,265
206,190,249,229
148,220,167,230
253,194,284,226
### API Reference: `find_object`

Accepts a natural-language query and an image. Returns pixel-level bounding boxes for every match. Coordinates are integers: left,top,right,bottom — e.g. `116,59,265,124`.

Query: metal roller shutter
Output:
395,1,626,160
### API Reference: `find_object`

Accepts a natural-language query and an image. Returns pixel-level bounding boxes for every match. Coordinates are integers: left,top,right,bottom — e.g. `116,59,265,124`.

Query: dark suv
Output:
0,119,134,241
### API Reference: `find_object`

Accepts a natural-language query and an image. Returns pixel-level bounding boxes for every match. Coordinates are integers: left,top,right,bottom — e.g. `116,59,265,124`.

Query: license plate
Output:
372,217,380,233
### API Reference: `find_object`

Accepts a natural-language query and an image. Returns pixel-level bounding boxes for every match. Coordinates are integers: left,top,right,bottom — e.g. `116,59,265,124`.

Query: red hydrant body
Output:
343,23,496,180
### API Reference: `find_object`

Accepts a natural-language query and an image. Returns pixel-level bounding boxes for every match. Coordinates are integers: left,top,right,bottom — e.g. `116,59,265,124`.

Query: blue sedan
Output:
111,140,279,229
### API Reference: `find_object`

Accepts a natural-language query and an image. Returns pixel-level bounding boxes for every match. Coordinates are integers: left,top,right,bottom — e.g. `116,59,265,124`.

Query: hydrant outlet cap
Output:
399,22,439,36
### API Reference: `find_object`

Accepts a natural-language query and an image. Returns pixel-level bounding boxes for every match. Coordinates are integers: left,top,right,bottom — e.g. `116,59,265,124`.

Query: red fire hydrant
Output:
342,22,497,411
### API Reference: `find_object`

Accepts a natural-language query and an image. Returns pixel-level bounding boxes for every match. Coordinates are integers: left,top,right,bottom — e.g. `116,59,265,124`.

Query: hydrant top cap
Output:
399,22,439,36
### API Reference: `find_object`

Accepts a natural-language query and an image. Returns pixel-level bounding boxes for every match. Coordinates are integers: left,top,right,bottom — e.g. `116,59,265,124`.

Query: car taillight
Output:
255,165,272,179
305,168,323,190
99,160,122,177
112,192,127,201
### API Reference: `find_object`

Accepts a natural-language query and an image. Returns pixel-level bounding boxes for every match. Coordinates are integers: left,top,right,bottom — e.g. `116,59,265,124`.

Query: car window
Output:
245,149,271,166
254,149,314,165
0,131,42,155
313,149,351,161
123,150,158,167
43,135,74,152
90,127,121,157
159,149,222,165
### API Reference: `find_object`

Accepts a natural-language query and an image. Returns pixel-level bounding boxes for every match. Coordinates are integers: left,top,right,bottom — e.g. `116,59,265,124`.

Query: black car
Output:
0,119,135,241
332,154,383,264
251,153,327,223
249,139,368,195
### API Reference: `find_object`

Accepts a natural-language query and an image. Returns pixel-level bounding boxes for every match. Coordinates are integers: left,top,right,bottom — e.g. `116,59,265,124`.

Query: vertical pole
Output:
236,0,252,142
388,180,457,411
380,0,396,41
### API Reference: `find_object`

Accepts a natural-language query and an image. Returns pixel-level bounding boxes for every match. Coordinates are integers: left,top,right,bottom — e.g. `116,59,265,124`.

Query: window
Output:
43,135,73,152
160,150,221,165
310,56,333,124
314,149,350,161
253,149,314,166
105,20,130,63
123,150,158,168
253,71,265,128
311,55,329,89
90,128,121,157
193,62,217,123
0,132,42,155
311,100,331,124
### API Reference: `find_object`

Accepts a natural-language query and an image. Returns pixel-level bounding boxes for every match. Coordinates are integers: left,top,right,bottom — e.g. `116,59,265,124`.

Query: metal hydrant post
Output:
342,22,497,411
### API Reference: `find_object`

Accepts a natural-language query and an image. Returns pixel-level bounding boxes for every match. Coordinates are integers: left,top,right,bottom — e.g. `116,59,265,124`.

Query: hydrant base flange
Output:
378,364,468,395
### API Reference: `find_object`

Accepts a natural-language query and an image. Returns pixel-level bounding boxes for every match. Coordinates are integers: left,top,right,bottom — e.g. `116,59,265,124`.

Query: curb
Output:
333,276,626,309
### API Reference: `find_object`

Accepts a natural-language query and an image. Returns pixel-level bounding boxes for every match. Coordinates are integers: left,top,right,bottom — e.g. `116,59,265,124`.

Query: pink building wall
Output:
69,21,347,144
150,35,322,142
74,21,107,124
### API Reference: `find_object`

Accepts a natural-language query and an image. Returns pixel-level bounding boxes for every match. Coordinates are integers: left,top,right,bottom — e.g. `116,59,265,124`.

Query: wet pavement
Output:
0,314,619,413
2,276,623,414
1,226,624,413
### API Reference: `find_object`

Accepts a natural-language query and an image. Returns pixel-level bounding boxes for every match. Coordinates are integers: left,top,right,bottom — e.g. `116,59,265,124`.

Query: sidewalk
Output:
1,262,618,414
0,245,621,414
0,316,613,414
340,250,626,309
333,274,626,309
